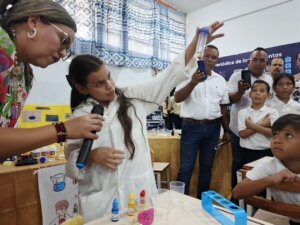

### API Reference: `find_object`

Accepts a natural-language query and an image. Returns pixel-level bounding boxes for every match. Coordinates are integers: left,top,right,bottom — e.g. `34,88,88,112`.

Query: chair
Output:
150,147,170,189
153,162,170,189
237,167,300,225
236,157,273,209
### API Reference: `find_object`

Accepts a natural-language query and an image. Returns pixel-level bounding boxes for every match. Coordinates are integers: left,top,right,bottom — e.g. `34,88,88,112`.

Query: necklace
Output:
7,53,33,127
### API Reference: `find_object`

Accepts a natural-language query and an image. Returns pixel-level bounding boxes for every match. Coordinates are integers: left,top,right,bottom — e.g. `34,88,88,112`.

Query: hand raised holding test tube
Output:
205,21,224,43
195,22,224,80
196,28,209,80
185,21,224,71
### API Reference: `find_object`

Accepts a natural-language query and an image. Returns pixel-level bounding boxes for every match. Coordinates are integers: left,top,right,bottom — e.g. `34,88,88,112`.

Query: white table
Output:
85,190,272,225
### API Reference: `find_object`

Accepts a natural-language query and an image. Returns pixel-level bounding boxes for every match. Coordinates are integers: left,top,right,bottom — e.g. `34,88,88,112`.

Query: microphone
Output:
76,104,104,169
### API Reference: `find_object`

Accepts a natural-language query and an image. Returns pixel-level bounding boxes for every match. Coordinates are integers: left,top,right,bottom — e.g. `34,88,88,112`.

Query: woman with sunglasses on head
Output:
0,0,103,160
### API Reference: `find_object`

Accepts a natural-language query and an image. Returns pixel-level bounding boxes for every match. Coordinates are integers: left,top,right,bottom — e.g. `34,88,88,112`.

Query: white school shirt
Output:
266,95,300,116
238,105,279,150
177,71,229,120
247,157,300,223
227,71,273,136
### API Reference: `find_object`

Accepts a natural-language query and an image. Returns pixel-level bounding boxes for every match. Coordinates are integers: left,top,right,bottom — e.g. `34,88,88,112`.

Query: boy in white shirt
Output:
238,80,279,166
233,114,300,225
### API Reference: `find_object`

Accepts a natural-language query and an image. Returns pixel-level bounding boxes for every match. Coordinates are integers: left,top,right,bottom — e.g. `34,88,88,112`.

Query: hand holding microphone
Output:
76,104,104,169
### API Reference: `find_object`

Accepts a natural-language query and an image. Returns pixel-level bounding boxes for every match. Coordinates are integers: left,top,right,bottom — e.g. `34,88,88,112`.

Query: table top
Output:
85,190,272,225
147,134,180,140
0,158,66,174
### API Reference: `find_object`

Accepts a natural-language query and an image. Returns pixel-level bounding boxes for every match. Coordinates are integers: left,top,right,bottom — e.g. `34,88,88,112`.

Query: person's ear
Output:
267,92,272,98
75,84,89,95
27,16,41,29
247,59,250,65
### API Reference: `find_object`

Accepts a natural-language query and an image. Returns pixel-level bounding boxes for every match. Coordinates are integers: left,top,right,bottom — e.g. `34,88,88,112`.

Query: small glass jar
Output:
132,191,154,225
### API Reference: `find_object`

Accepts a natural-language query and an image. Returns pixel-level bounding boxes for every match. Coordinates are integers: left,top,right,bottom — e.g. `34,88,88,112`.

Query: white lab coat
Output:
64,52,196,222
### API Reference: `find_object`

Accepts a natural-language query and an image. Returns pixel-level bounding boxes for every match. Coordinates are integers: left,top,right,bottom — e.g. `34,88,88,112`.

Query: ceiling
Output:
166,0,222,13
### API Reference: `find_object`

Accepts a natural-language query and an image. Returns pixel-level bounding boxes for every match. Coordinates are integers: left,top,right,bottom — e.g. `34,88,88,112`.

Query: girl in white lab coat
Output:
64,21,224,223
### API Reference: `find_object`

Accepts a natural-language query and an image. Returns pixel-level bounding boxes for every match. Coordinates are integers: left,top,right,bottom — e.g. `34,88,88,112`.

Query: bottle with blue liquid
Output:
111,198,119,222
195,27,209,79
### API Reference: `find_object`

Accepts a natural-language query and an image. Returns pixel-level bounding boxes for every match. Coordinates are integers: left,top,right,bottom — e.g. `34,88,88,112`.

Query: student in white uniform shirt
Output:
233,114,300,225
63,22,224,223
175,45,230,199
267,73,300,116
238,80,279,166
227,47,273,189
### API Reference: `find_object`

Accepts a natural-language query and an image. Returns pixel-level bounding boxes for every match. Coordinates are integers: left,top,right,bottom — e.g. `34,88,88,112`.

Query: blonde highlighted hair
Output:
0,0,76,39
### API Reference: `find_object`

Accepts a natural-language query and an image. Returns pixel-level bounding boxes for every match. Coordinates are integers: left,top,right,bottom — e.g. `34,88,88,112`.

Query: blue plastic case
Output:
201,191,247,225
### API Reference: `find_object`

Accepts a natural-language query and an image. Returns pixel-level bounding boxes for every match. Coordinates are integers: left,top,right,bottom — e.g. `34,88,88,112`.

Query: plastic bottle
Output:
140,189,146,204
133,190,154,225
128,192,135,216
195,27,209,59
111,198,119,222
195,27,209,79
39,156,46,164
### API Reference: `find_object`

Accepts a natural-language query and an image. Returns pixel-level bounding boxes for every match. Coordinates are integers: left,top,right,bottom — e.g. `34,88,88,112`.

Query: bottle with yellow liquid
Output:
128,192,135,216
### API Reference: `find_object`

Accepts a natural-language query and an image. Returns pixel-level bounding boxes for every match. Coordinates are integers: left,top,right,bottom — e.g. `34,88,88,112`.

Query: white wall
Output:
28,61,71,105
27,0,300,105
27,61,154,104
186,0,300,57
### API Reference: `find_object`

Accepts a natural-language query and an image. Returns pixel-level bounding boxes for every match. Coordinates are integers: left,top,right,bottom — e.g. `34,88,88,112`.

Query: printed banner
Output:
215,42,300,81
38,164,79,225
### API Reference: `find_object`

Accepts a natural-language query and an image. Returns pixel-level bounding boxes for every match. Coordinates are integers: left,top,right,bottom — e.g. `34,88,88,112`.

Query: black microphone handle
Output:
76,139,94,168
76,104,104,169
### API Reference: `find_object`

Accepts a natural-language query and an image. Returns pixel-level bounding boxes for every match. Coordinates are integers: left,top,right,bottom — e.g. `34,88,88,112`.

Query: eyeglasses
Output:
48,22,72,61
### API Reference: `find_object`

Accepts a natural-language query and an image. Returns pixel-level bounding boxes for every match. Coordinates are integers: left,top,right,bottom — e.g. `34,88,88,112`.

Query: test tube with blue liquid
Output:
195,27,209,79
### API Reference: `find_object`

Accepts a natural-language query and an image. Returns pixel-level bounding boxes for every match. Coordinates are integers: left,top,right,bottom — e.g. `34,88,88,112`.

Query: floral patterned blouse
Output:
0,28,33,128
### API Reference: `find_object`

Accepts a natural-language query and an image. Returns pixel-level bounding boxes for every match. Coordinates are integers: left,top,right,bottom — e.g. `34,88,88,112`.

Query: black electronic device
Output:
241,70,251,86
15,155,37,166
197,59,207,80
76,104,104,169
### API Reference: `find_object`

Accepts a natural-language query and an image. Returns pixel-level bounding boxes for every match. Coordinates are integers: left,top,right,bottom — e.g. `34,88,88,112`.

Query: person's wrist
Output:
223,128,231,134
53,122,68,143
189,80,197,86
237,90,245,95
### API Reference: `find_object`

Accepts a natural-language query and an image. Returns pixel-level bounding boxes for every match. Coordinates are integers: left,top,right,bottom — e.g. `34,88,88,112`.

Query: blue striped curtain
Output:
57,0,186,70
